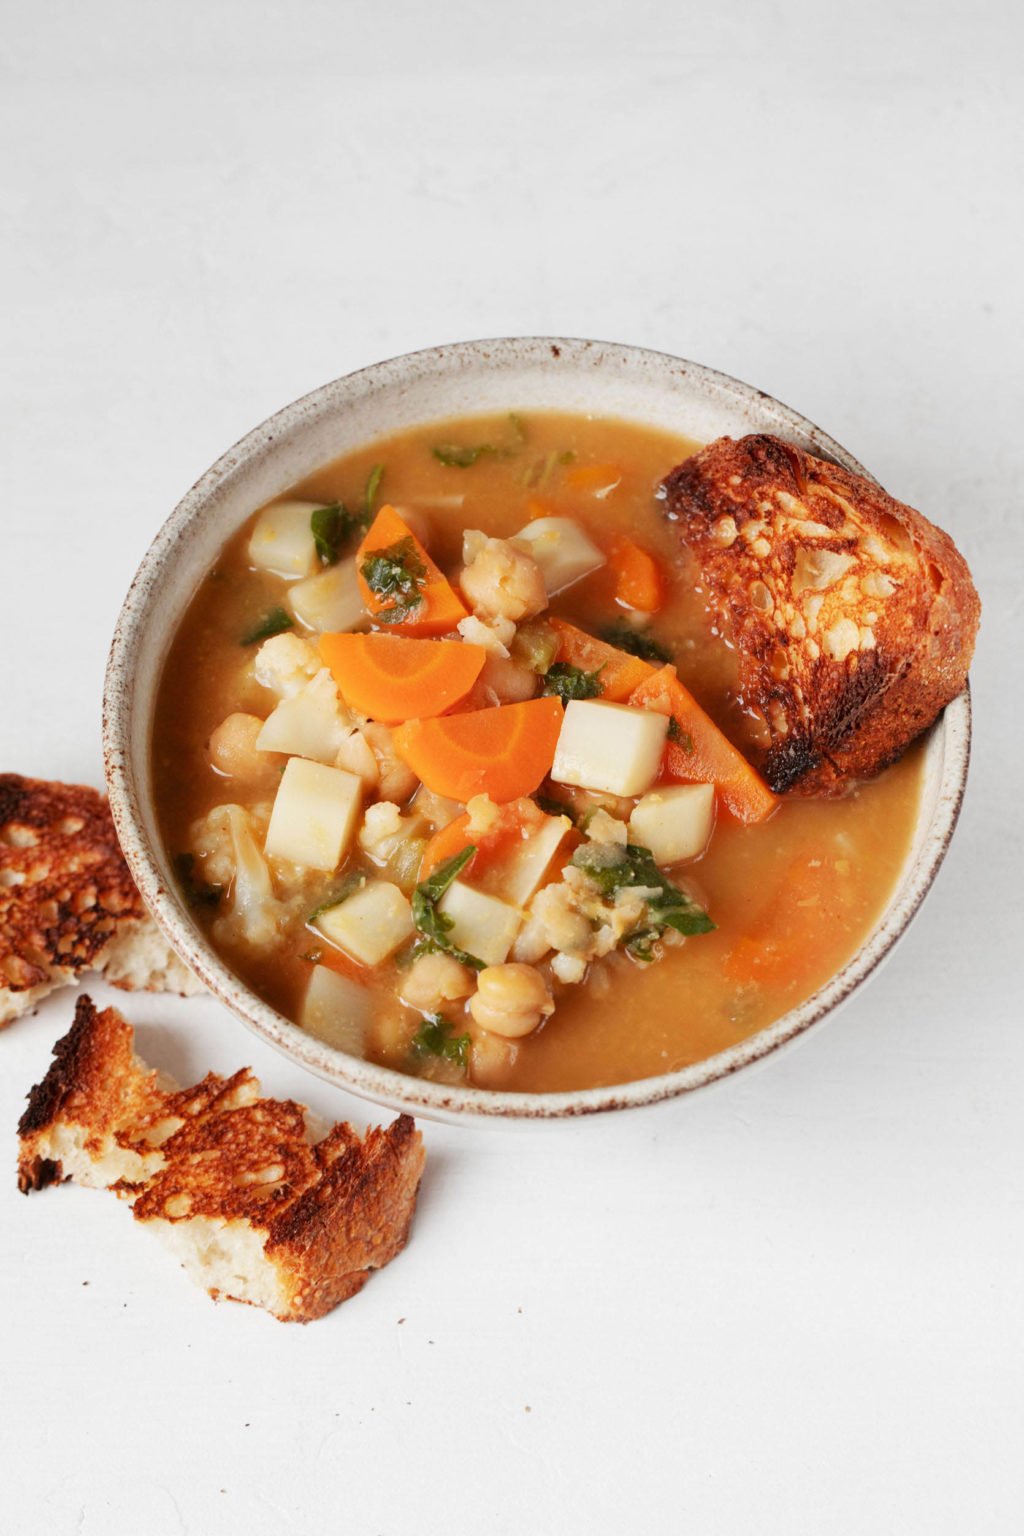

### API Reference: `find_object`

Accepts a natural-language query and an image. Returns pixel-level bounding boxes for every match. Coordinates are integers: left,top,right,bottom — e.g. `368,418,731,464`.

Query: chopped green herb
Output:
364,462,384,515
524,446,576,490
599,624,672,665
411,847,485,970
360,536,427,623
311,502,369,566
241,607,294,645
434,442,489,468
667,717,694,751
307,870,366,923
533,793,577,824
412,1014,471,1070
570,841,714,956
433,414,527,469
541,662,605,704
174,853,222,910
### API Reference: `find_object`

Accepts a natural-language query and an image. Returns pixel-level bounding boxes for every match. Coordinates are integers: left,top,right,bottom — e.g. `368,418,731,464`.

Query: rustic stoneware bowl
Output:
103,338,971,1122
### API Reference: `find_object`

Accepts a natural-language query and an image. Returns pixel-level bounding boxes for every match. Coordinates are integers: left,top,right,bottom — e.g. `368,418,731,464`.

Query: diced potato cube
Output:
513,517,605,595
503,813,572,906
288,558,365,633
437,881,521,967
628,783,715,866
551,700,668,797
256,669,351,764
264,758,362,871
300,964,370,1056
248,501,321,579
315,881,414,968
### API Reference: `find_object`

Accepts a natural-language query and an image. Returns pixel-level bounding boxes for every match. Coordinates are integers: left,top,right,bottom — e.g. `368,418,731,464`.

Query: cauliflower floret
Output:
254,633,320,699
457,613,516,656
358,801,423,864
550,952,587,985
512,827,661,978
585,809,629,847
189,802,284,948
465,794,501,835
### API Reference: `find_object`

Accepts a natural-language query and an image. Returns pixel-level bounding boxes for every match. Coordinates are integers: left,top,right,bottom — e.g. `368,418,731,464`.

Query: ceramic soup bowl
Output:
103,338,970,1121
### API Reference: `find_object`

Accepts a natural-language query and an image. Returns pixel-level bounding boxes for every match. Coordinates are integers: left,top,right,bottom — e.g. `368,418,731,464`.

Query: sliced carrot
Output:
564,461,622,496
609,537,666,614
356,504,467,638
319,633,485,725
317,946,369,984
725,855,843,990
548,618,656,701
418,798,552,883
392,697,564,804
628,666,777,825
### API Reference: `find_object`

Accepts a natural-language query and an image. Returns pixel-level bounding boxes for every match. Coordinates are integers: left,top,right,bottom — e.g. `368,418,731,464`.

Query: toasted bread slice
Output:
0,774,200,1026
17,997,425,1322
661,435,980,793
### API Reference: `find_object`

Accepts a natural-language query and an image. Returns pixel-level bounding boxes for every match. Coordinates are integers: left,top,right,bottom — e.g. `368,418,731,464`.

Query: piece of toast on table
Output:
17,996,425,1322
0,774,201,1027
660,435,980,794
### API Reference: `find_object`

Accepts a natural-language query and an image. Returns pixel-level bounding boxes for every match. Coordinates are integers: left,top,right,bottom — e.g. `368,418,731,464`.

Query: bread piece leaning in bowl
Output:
660,434,980,795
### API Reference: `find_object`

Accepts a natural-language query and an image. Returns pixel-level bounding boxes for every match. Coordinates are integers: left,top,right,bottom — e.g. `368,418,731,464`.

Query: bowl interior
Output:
104,338,969,1121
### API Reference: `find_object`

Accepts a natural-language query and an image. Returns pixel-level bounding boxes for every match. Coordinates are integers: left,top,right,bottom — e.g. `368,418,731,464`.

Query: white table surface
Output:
2,3,1022,1531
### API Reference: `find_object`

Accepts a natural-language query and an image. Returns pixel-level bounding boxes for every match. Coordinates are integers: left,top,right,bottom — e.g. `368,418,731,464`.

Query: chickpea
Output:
468,963,554,1039
469,1028,519,1088
476,653,539,705
460,538,547,623
208,713,281,788
400,952,474,1012
362,722,419,803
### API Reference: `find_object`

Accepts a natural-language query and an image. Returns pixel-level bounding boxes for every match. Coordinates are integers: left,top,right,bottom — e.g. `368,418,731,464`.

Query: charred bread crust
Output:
0,776,145,1014
16,999,426,1321
661,435,980,793
17,995,166,1192
1,775,201,1025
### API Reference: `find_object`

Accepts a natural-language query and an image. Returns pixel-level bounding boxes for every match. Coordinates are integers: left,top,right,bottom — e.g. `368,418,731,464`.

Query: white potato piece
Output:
248,501,321,579
300,964,370,1056
288,558,364,633
513,517,605,596
315,882,414,968
438,882,522,967
256,669,351,764
552,700,669,798
502,813,572,906
628,783,715,867
264,758,362,871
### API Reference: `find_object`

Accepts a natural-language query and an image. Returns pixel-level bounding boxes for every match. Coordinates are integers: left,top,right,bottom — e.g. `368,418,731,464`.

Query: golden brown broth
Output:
151,410,923,1093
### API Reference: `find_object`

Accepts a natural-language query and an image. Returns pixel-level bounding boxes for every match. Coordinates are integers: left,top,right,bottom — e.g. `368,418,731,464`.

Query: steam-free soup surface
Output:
152,412,922,1093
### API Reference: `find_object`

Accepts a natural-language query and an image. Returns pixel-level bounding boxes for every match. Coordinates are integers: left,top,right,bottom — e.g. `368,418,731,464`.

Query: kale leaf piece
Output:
410,846,485,970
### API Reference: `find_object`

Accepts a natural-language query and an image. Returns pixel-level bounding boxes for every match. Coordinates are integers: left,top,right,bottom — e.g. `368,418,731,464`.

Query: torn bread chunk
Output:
0,775,201,1027
17,997,425,1322
660,435,980,794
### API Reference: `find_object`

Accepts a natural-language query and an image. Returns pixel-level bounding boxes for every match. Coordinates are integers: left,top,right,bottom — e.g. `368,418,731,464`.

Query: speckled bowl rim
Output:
103,337,971,1121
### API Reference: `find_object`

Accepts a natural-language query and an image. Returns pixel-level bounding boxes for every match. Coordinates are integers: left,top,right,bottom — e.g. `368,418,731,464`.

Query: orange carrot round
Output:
609,537,665,613
392,697,564,804
319,633,486,724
